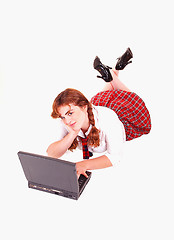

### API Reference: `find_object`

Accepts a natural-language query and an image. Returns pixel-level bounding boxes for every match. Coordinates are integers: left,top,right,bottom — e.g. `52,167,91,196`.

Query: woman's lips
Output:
70,122,76,127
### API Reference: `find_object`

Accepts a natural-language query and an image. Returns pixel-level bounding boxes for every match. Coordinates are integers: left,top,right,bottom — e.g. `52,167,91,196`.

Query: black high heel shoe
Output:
93,56,113,82
115,48,133,70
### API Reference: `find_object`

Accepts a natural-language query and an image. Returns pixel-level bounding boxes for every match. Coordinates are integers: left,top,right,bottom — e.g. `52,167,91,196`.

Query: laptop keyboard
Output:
78,175,86,188
78,172,90,190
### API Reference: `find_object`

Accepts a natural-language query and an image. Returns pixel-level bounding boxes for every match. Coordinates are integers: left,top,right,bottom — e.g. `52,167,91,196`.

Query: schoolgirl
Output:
47,48,151,178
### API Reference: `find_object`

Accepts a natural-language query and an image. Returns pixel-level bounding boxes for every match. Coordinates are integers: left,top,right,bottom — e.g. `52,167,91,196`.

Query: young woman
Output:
47,48,151,178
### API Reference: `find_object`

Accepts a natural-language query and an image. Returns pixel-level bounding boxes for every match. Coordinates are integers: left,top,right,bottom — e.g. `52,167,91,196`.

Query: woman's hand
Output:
65,124,80,136
76,155,112,178
76,161,89,179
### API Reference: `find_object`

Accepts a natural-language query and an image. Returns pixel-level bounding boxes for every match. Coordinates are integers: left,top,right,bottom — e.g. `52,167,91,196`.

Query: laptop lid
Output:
18,151,79,195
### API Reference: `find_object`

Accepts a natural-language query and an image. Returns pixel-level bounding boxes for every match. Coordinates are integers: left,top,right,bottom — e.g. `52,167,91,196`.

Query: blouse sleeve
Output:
47,119,68,144
56,119,69,140
100,108,126,165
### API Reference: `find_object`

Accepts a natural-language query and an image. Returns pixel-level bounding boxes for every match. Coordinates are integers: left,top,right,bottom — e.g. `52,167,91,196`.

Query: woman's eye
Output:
68,112,73,116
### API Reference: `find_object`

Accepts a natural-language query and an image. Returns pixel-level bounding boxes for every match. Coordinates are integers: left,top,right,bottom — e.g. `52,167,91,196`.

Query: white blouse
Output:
55,105,126,165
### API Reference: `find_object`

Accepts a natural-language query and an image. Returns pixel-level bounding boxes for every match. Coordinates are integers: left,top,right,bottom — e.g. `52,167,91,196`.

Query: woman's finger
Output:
83,172,88,178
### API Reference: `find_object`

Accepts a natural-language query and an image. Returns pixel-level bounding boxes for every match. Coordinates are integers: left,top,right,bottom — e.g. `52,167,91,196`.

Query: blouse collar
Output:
77,124,93,138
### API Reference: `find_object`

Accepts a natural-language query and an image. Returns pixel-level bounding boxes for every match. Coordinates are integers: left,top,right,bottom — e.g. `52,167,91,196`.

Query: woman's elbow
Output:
46,144,63,159
46,144,56,157
46,145,52,157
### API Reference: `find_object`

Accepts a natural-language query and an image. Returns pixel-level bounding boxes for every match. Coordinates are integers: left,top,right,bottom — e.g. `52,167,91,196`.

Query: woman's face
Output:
58,104,89,132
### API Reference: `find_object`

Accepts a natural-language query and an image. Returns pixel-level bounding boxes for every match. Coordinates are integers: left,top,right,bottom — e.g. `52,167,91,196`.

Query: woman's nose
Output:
64,117,71,125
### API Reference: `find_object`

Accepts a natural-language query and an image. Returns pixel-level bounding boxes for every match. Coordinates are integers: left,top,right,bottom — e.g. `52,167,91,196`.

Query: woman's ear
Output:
82,105,88,112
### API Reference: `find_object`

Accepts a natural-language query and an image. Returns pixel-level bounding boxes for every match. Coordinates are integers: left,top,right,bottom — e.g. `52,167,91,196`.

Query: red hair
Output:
51,88,100,151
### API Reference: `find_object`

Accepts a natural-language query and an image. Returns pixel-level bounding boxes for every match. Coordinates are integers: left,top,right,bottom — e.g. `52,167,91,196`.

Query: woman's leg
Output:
102,69,130,92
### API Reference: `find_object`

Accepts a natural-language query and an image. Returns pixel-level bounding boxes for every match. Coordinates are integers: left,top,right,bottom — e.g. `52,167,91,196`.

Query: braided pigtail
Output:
68,137,78,151
87,103,100,147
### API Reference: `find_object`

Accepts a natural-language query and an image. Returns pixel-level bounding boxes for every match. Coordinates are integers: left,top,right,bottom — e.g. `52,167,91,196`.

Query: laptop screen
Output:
18,152,79,193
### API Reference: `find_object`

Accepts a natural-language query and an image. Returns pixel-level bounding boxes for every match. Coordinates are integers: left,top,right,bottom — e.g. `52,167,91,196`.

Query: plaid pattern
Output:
80,137,93,159
90,90,151,141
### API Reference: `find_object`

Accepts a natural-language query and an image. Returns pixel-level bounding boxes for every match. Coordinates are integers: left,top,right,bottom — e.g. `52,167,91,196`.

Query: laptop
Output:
18,151,92,200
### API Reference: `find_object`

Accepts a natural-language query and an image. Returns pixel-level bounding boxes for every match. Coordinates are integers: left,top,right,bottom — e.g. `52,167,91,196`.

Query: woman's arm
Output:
76,155,112,178
46,131,78,158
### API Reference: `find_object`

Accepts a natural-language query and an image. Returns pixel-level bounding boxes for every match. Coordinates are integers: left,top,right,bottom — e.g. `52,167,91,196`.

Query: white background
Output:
0,0,174,239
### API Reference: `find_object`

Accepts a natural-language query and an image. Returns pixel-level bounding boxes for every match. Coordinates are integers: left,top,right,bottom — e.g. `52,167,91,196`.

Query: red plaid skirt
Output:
90,90,151,141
